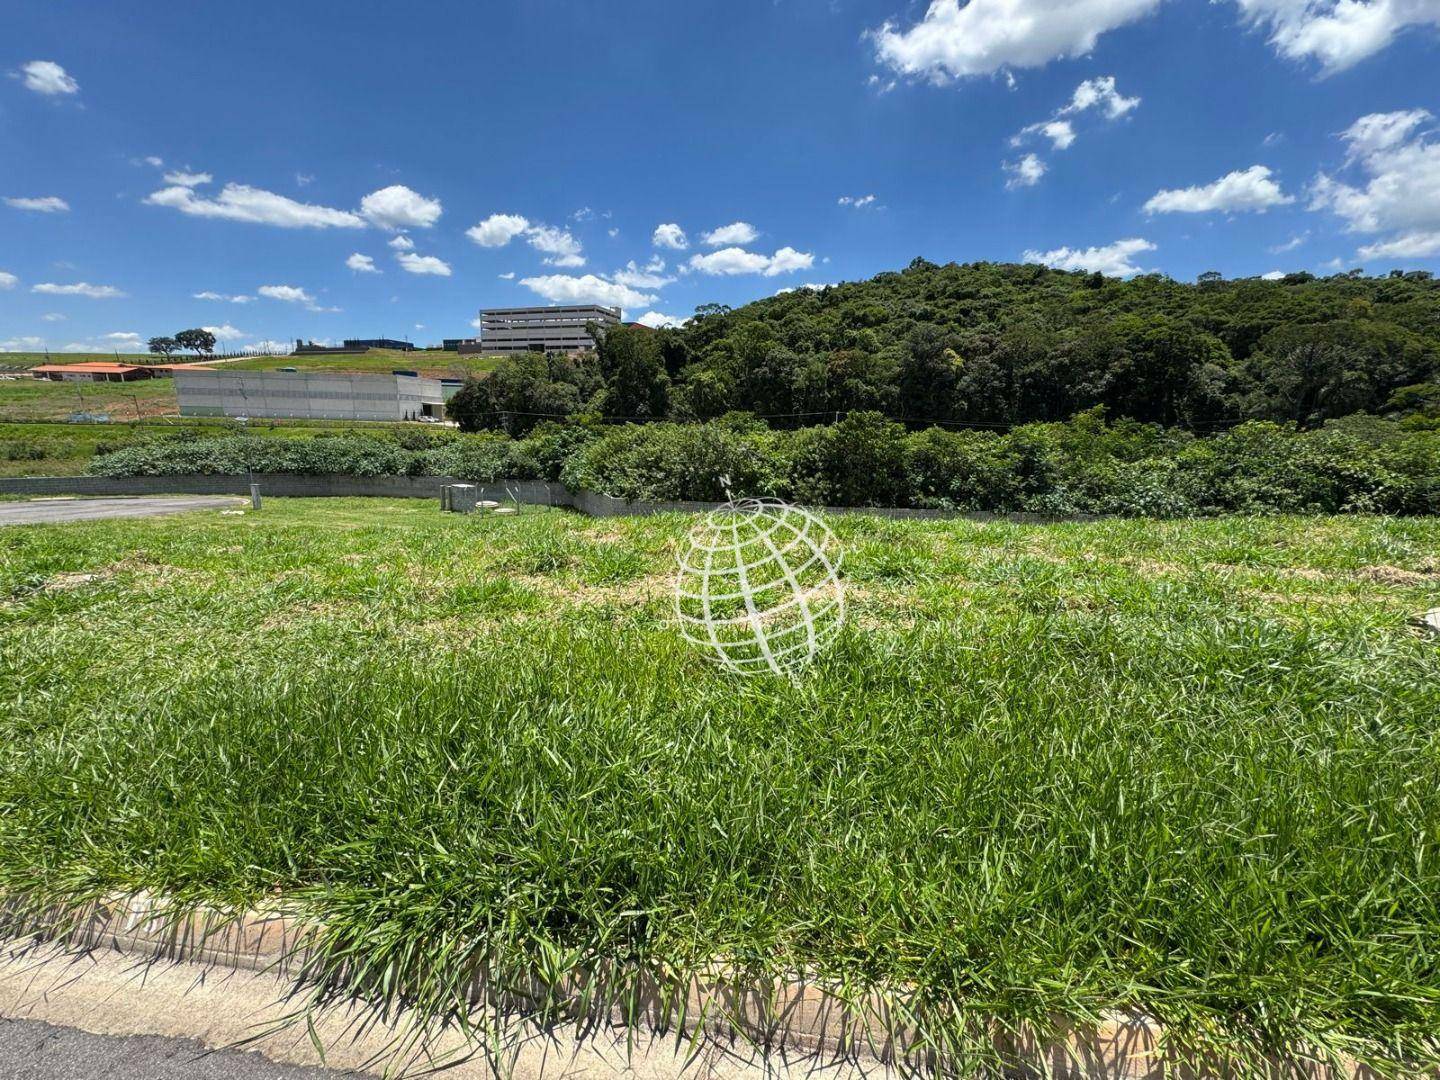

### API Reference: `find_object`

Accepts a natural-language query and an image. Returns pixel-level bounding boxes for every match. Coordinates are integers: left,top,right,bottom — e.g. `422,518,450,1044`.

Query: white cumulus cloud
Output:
193,291,253,303
1311,108,1440,260
53,331,144,353
652,223,689,250
526,224,584,266
256,284,335,311
466,213,530,247
838,194,879,207
1234,0,1440,73
1013,75,1134,162
871,0,1162,82
611,257,674,289
388,234,415,250
1144,165,1294,213
0,336,46,351
1357,231,1440,258
162,170,211,188
5,195,69,212
145,183,366,228
701,221,760,246
1060,75,1141,118
1261,270,1287,279
1022,237,1156,276
1007,76,1138,182
202,324,246,342
396,252,452,276
258,284,313,303
1004,154,1048,188
346,253,380,273
1014,120,1076,150
872,0,1435,82
634,311,689,328
360,185,442,230
687,246,815,277
518,273,657,311
32,281,125,298
465,214,583,264
1339,108,1431,161
17,60,78,95
0,272,17,290
1269,232,1309,252
243,339,293,355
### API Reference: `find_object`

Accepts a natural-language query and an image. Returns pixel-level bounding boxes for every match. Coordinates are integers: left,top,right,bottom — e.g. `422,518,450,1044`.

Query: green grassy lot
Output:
224,348,500,377
0,419,429,477
2,501,1438,1072
0,375,179,424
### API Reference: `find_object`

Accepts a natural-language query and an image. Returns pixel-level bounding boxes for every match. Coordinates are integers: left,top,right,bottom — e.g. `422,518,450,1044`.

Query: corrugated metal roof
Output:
32,362,144,373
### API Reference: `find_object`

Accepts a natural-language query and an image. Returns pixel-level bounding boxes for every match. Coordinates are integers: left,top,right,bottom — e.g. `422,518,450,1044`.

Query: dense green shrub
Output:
904,428,1026,511
560,416,783,501
419,437,541,482
2,441,47,461
785,412,908,506
524,421,602,481
88,434,414,477
556,413,1440,515
85,412,1440,517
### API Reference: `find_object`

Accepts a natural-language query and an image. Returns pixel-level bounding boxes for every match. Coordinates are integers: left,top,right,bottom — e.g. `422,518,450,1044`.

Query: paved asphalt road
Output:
0,496,242,527
0,1018,346,1079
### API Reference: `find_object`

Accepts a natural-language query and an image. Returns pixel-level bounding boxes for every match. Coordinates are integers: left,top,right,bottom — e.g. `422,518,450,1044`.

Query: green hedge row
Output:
559,412,1440,515
87,412,1440,516
86,432,542,482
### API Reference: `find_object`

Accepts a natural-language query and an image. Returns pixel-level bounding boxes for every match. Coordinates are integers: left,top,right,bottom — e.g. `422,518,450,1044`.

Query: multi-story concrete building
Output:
175,369,459,421
462,305,620,356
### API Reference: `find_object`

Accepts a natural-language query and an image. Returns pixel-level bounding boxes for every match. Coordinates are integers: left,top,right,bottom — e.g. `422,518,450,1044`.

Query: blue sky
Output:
3,0,1439,353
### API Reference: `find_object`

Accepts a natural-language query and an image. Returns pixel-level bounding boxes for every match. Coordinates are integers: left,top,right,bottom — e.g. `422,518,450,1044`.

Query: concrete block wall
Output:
0,474,457,499
0,473,1096,524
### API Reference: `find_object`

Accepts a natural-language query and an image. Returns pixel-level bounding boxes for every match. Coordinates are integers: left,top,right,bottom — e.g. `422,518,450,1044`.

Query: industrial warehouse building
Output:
459,305,620,356
175,369,460,421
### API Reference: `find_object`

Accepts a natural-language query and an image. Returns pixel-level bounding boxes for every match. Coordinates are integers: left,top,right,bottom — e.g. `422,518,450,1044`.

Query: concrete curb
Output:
0,943,888,1080
4,894,1396,1079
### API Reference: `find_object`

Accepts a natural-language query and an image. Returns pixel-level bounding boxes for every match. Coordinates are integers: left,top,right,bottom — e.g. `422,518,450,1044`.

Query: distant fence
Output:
186,347,295,361
0,473,1100,523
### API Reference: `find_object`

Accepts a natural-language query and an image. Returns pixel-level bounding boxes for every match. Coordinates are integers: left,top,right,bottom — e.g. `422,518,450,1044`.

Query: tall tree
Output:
174,328,217,355
147,336,178,358
595,324,669,420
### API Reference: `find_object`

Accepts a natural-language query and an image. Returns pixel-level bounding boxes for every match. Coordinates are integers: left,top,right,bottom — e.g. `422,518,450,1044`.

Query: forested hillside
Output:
453,260,1440,436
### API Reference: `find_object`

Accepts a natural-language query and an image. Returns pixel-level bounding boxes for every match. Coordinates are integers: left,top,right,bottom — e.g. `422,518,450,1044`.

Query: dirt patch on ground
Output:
42,570,105,591
1358,564,1438,587
258,600,364,630
516,571,673,610
38,558,197,592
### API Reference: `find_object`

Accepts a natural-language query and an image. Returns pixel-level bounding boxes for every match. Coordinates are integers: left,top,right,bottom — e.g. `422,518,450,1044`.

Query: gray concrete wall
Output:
0,474,1096,523
175,371,450,422
0,474,564,500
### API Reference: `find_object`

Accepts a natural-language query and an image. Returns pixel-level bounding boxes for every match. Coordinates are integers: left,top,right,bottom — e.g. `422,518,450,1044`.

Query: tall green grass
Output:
1,500,1438,1072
